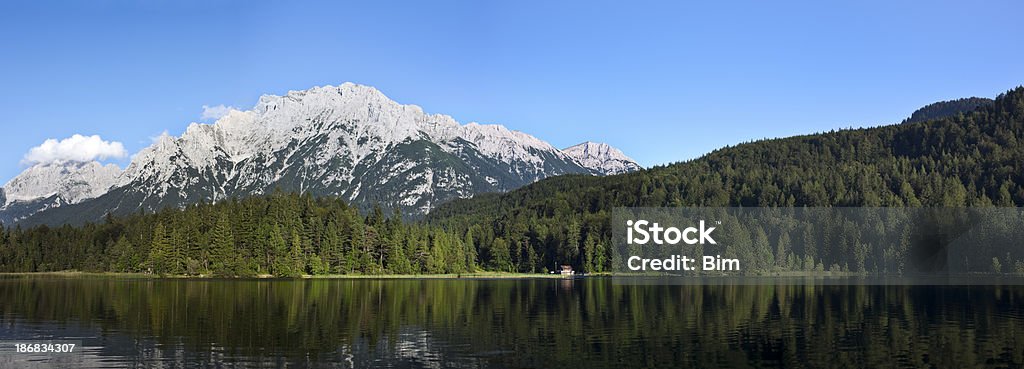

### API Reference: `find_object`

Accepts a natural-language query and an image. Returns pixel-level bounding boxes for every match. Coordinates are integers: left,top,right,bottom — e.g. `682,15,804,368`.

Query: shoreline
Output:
3,271,1019,280
0,271,587,280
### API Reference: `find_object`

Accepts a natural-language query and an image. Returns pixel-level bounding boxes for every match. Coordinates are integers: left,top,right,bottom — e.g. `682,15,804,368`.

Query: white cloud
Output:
201,104,236,121
22,134,128,165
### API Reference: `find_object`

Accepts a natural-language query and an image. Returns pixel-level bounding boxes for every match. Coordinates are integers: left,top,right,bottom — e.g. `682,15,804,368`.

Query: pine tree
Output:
490,238,512,272
110,235,133,272
427,231,447,274
148,222,171,275
583,233,598,273
290,231,305,276
209,214,239,276
168,227,186,275
593,238,607,273
270,224,294,276
997,183,1014,206
386,232,413,274
323,219,344,274
775,231,791,269
564,219,581,268
464,228,478,272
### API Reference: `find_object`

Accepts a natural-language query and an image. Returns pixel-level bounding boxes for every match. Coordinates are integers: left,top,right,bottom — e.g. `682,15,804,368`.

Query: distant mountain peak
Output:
3,161,121,206
0,161,122,224
562,141,641,175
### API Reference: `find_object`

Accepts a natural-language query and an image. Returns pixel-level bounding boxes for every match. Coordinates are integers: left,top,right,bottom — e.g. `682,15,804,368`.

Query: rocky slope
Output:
0,161,121,224
562,141,641,175
13,83,639,225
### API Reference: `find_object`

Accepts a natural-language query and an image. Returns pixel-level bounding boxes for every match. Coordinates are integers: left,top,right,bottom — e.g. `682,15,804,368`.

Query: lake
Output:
0,276,1022,368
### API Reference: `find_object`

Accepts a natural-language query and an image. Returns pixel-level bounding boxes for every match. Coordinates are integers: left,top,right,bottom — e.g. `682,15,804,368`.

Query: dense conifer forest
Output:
429,86,1024,274
0,193,478,276
1,86,1022,276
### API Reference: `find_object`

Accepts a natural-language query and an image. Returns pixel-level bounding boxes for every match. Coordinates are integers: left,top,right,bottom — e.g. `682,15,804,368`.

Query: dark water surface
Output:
0,276,1022,368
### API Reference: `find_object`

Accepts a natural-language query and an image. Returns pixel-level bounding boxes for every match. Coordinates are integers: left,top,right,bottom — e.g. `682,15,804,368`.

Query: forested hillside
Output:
429,86,1024,273
902,97,993,124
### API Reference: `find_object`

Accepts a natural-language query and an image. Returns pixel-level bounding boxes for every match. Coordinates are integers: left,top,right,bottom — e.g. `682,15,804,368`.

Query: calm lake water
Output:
0,276,1022,368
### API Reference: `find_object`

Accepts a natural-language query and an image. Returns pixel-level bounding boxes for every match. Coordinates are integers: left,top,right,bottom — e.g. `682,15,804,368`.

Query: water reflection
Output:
0,277,1022,368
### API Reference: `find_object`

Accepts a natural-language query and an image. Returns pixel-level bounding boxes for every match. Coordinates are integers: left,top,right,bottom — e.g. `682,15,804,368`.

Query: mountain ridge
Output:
9,83,639,225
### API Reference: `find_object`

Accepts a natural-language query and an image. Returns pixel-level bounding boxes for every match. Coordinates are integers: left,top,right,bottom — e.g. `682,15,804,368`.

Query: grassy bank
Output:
0,271,158,279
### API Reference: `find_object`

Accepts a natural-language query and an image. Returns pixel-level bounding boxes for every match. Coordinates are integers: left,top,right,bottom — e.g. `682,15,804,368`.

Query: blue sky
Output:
1,0,1022,183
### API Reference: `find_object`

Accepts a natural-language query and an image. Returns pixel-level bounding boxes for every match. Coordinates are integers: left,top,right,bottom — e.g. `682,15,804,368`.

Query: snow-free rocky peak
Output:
562,141,641,175
20,83,640,225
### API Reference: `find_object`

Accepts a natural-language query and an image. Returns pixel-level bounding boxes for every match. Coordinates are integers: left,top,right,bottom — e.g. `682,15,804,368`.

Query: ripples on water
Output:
0,277,1022,368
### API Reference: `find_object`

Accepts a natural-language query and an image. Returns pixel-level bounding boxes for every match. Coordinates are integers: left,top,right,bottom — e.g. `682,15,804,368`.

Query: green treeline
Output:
0,193,478,276
429,86,1024,273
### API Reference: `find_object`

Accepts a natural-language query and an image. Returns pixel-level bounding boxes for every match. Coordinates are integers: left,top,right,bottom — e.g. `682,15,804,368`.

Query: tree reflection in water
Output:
0,277,1021,368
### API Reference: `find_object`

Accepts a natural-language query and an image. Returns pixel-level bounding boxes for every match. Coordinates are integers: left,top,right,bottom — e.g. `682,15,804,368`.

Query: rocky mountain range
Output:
1,83,639,225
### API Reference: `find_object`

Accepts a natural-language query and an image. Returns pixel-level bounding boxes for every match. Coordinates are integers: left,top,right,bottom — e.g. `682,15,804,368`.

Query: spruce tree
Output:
464,228,478,272
209,214,239,276
290,231,305,276
148,222,171,275
270,225,293,276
